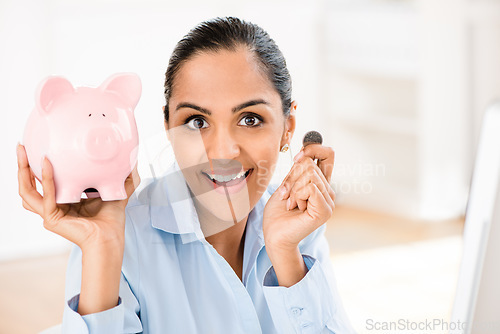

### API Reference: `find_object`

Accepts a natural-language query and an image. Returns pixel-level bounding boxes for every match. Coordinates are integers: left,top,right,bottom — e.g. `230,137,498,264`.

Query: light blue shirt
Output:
62,160,356,333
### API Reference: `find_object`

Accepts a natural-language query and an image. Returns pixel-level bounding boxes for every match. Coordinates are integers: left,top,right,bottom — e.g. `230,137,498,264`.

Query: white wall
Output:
4,0,497,260
0,0,325,260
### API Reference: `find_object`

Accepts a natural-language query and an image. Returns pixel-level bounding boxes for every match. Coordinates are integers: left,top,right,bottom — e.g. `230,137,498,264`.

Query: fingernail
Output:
280,185,287,199
287,198,291,210
293,151,304,162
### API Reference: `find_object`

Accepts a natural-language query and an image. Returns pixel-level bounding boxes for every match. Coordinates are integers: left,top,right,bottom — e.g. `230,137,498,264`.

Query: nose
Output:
85,127,120,161
206,128,240,162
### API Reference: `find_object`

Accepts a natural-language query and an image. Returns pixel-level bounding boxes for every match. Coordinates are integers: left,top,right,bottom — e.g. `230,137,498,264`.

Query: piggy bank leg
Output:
55,189,85,204
97,182,128,201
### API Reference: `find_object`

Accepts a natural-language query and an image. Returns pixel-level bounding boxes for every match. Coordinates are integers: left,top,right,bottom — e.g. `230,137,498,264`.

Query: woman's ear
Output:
163,106,171,142
281,101,297,147
164,121,171,141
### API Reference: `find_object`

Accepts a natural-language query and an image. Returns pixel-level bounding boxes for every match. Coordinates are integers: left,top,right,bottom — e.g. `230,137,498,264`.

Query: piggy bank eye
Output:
88,114,92,117
102,114,106,117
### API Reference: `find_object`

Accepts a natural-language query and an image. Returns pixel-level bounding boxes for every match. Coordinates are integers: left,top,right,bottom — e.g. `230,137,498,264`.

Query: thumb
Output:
125,163,141,198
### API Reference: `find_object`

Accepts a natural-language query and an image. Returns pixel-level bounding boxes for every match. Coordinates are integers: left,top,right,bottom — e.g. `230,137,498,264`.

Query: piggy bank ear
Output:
100,73,142,110
36,76,74,113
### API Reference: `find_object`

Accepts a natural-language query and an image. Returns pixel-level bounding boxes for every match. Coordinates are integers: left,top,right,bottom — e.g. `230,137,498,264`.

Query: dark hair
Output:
163,16,292,123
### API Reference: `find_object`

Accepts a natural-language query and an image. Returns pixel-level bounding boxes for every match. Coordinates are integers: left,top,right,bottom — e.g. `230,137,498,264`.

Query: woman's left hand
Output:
262,143,335,252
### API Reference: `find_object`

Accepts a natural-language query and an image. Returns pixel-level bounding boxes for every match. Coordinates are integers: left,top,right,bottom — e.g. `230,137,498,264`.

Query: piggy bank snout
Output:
85,127,121,161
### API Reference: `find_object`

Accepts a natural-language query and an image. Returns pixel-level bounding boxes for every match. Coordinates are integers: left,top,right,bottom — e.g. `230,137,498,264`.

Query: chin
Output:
199,188,251,216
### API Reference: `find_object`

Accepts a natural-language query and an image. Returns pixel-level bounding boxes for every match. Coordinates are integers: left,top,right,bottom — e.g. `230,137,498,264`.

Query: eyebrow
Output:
175,99,269,116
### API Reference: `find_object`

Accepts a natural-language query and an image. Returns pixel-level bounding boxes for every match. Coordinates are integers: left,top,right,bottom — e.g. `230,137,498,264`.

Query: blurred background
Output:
1,0,499,333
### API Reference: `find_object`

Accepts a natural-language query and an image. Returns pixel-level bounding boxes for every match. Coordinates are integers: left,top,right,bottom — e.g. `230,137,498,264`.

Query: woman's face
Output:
165,47,295,230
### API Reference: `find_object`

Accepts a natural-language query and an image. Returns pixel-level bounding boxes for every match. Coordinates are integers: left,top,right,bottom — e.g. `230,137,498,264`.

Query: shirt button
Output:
290,307,303,316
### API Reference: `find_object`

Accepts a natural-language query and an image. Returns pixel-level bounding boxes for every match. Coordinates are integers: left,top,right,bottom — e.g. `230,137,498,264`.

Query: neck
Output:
191,195,248,280
193,196,248,248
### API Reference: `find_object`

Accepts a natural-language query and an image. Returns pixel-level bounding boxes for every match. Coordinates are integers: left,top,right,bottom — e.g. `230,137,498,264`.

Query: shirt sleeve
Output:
61,244,143,334
261,224,357,334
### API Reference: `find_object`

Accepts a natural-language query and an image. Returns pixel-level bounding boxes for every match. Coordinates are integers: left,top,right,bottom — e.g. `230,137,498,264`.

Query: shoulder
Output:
124,173,176,233
126,175,167,208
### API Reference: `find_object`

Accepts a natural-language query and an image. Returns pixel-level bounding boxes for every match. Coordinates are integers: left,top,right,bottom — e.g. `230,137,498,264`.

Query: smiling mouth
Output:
202,169,253,187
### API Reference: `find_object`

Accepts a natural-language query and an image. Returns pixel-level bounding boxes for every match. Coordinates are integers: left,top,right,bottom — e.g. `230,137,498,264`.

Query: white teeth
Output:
209,169,248,183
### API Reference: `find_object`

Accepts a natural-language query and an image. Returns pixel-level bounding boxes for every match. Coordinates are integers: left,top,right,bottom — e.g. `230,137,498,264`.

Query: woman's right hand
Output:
17,143,141,315
16,143,141,251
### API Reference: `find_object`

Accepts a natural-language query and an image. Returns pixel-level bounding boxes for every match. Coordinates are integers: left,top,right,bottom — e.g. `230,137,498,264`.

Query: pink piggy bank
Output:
23,73,141,204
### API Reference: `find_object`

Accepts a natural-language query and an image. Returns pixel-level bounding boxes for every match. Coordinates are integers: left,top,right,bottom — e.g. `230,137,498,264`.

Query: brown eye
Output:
194,119,203,128
238,115,262,127
185,117,208,130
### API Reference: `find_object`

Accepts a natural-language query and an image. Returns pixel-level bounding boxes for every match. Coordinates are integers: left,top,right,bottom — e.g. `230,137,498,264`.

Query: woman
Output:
17,17,355,333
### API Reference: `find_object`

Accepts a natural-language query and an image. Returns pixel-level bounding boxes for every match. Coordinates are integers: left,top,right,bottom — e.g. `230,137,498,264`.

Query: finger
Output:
287,184,306,211
287,165,319,210
282,157,334,202
321,183,335,211
279,157,314,201
288,167,330,211
295,183,333,222
288,167,335,212
17,144,43,214
28,167,37,188
295,191,308,212
22,199,36,213
293,144,335,183
41,157,58,219
305,159,336,203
